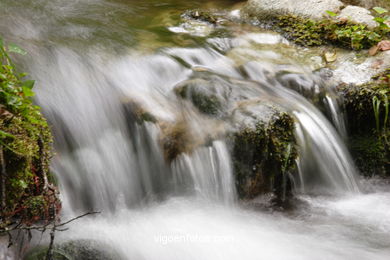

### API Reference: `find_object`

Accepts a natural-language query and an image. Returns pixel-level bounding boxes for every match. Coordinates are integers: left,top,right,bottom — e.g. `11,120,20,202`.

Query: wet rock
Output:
338,5,378,28
173,71,298,201
242,0,344,20
24,239,122,260
349,134,388,176
122,99,158,125
331,50,390,85
175,78,223,116
231,100,297,200
338,71,389,176
173,71,261,118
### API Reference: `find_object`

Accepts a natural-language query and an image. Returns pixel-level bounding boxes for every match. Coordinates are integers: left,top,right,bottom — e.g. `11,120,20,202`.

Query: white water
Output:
0,0,389,259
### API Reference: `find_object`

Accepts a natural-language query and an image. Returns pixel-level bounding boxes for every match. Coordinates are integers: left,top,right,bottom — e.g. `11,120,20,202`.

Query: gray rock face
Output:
341,0,390,9
243,0,344,20
338,5,378,28
331,50,390,85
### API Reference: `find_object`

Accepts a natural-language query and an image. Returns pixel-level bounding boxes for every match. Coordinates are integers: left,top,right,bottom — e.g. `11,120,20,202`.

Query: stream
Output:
0,0,390,259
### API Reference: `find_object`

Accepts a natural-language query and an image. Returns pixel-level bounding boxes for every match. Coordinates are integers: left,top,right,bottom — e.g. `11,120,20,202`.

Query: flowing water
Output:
0,0,389,259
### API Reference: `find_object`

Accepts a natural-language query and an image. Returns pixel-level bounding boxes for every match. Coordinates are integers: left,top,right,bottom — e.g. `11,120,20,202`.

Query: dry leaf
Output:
324,51,337,63
378,40,390,51
369,45,379,56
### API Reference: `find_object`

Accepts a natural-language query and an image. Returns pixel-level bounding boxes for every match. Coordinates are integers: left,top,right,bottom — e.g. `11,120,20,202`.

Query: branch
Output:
0,211,100,256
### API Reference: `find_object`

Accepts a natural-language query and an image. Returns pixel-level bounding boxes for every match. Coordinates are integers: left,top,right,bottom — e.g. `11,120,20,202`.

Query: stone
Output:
330,50,390,85
231,100,297,200
24,239,123,260
338,5,378,28
243,0,344,20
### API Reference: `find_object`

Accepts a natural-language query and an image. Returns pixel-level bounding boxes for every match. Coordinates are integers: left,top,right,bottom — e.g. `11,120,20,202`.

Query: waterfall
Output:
3,1,388,260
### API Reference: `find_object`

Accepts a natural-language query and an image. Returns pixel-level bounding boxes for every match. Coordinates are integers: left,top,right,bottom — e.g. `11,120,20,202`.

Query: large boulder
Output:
242,0,344,20
174,71,298,201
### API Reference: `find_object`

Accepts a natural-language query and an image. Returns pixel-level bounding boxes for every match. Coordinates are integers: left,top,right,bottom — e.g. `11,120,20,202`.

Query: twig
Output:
0,211,100,259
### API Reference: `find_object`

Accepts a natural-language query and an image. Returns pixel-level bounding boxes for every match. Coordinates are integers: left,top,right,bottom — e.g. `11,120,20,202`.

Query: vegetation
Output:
175,83,222,116
0,38,59,231
277,8,390,50
232,111,297,202
340,69,389,176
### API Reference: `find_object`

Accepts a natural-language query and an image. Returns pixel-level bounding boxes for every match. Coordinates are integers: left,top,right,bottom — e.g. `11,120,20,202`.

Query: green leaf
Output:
22,86,34,97
18,180,28,189
23,80,35,89
373,7,388,14
374,17,386,23
326,10,338,17
7,43,27,55
0,37,3,48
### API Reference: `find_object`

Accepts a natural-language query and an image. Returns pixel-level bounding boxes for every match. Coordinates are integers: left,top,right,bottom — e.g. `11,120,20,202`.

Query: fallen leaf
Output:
324,51,337,62
378,40,390,51
369,45,379,56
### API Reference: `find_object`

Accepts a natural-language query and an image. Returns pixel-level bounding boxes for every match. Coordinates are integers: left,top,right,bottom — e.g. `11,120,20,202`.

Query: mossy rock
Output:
174,79,223,116
276,15,389,50
24,239,122,260
183,10,219,25
231,101,297,200
339,70,389,176
242,3,389,50
339,76,389,135
349,133,388,176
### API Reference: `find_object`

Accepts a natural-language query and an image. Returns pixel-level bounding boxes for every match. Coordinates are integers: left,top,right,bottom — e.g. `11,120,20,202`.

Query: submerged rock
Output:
24,239,122,260
173,70,261,118
173,71,298,200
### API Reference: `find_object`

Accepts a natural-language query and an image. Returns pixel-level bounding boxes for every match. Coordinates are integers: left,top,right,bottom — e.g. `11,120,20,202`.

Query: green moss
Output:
175,84,222,116
340,69,389,176
184,10,218,25
340,73,389,134
276,15,389,50
0,39,58,227
232,112,297,200
349,133,388,176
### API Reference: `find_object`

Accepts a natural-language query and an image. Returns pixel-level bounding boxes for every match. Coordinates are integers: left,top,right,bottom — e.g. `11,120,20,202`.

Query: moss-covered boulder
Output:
230,100,297,201
241,0,389,50
339,69,389,176
173,71,298,200
24,239,122,260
